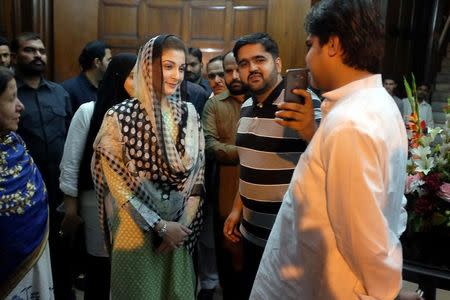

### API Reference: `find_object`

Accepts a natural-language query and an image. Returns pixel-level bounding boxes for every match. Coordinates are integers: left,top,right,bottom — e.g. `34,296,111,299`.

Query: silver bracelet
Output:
157,220,167,237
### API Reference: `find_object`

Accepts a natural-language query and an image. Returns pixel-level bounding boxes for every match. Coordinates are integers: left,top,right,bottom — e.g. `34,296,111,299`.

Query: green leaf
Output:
404,76,413,100
431,212,447,226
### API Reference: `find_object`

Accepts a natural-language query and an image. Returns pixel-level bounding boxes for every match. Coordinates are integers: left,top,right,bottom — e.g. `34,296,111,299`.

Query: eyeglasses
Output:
207,72,225,80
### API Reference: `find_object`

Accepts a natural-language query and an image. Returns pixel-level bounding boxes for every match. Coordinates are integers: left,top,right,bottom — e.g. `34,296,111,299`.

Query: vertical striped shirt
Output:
236,81,321,247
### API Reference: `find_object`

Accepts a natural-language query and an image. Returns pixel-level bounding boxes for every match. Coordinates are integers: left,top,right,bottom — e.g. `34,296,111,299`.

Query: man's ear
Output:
94,57,101,68
327,35,341,57
275,57,282,73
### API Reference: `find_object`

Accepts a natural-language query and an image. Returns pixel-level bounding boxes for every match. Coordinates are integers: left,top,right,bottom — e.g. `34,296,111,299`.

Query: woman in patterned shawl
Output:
92,35,204,299
0,66,53,299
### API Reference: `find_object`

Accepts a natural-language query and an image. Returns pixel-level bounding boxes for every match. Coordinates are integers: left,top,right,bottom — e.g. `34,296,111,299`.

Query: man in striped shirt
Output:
223,32,321,299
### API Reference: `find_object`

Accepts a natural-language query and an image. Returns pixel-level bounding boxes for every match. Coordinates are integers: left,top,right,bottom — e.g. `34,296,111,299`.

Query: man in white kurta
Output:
250,1,408,299
251,74,407,299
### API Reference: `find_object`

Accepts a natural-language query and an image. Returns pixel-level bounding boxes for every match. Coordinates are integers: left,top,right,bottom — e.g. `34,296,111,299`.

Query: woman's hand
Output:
156,221,192,254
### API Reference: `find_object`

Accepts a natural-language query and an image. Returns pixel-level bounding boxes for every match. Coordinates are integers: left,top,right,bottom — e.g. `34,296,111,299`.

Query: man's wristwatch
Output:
157,220,167,237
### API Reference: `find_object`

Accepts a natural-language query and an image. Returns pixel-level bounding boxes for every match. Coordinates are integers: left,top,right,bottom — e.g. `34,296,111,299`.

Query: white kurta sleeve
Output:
59,103,93,197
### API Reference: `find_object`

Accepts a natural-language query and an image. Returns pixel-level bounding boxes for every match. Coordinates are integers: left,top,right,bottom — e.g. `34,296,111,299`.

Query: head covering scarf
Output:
79,53,137,192
0,132,48,297
93,35,204,253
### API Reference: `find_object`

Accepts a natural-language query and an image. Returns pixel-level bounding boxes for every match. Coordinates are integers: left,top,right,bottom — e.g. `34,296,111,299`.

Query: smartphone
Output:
284,68,308,104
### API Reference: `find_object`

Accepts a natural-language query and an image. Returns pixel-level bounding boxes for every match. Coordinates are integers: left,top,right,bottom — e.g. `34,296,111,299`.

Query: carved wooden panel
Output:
190,5,226,41
54,0,99,81
143,2,183,40
101,6,138,38
232,5,267,40
53,0,312,81
0,0,14,39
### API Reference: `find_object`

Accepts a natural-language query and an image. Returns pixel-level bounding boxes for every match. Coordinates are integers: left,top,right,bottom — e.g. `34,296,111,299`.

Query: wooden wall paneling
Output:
190,3,226,41
12,0,33,35
222,0,234,52
267,0,311,73
54,0,99,81
232,0,267,41
0,0,14,39
10,0,54,78
188,1,227,64
99,0,140,52
181,1,191,43
142,0,184,42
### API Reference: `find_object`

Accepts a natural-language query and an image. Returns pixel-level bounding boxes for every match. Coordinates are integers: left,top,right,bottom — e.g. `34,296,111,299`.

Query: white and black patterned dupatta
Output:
92,35,205,253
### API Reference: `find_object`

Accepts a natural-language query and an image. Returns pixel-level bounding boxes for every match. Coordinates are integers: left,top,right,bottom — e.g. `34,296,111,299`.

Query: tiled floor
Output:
76,281,450,299
402,281,450,300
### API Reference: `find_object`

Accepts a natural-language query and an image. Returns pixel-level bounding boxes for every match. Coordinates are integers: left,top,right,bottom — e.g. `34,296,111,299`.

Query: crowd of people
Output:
0,0,433,299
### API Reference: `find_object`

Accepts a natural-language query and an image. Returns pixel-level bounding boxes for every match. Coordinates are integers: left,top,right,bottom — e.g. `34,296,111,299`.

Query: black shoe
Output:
197,288,215,300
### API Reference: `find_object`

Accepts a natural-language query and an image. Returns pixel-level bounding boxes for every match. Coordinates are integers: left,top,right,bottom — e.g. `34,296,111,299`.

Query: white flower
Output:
414,156,435,175
435,156,448,167
429,127,442,140
411,145,431,159
419,135,433,147
440,143,450,156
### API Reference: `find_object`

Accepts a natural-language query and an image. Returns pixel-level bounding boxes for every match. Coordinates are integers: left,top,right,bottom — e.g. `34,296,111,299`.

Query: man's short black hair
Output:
305,0,384,73
10,32,41,53
0,36,9,48
207,55,223,69
382,75,397,83
233,32,279,61
222,50,234,68
79,40,110,71
188,47,202,62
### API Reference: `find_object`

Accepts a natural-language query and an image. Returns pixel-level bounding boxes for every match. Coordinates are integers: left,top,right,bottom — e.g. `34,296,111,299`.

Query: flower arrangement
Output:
403,75,450,232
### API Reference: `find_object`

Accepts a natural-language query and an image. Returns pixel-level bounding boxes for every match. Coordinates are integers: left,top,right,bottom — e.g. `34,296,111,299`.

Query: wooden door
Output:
53,0,312,81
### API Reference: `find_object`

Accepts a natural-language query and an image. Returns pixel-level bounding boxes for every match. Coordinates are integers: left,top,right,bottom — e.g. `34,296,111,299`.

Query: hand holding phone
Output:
284,68,309,104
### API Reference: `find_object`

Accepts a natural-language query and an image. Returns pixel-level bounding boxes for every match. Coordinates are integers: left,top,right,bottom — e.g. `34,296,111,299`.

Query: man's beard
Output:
417,93,428,102
186,71,200,83
247,69,278,96
18,59,46,76
227,79,248,96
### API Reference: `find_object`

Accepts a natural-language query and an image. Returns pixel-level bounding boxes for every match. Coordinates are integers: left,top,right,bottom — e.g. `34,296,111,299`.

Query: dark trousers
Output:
49,211,74,300
241,238,265,300
213,210,245,299
84,255,111,300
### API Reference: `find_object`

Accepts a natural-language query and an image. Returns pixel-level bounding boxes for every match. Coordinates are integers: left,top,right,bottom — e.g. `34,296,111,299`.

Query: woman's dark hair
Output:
79,53,137,190
79,40,110,71
0,66,14,95
233,32,279,61
151,35,187,99
305,0,384,73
